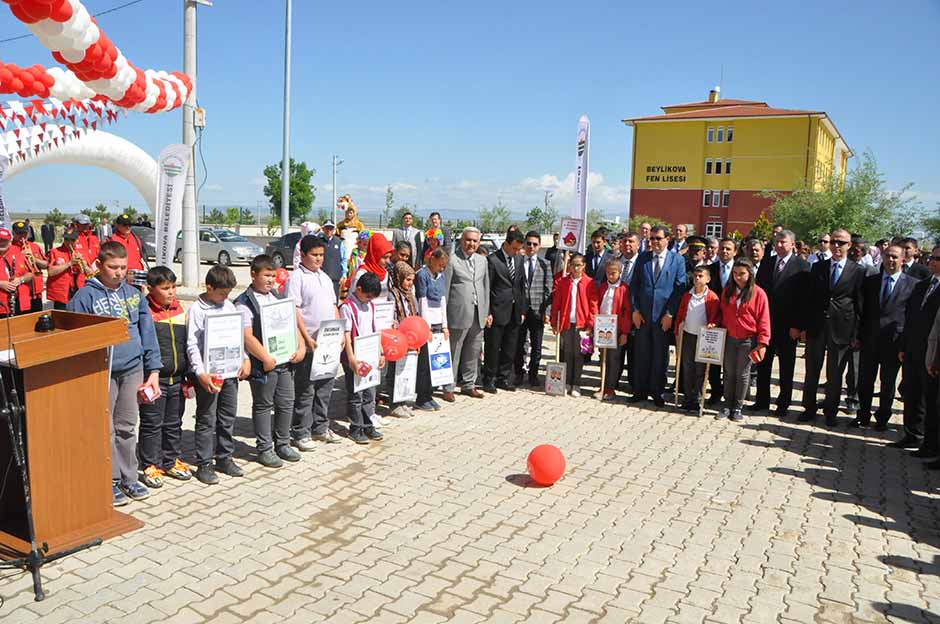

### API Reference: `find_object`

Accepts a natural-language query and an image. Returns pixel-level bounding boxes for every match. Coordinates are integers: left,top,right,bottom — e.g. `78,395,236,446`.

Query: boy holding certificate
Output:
186,265,251,485
289,236,345,449
235,255,306,468
341,272,386,444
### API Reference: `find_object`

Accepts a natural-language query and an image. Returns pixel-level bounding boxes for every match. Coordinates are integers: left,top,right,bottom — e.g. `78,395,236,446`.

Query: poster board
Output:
353,332,382,392
203,312,244,380
695,327,726,365
392,352,418,403
593,314,618,349
310,319,345,381
427,333,454,387
545,362,567,396
260,297,298,366
558,217,584,252
373,300,396,331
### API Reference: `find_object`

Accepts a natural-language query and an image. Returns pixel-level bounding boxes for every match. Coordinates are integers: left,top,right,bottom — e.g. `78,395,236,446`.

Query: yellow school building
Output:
622,88,852,238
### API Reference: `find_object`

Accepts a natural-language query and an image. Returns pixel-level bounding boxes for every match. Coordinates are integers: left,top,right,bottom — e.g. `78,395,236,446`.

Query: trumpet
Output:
71,250,95,278
20,242,38,274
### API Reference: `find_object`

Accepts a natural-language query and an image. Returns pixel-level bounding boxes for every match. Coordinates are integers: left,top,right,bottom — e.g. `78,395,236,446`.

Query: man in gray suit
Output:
444,227,492,399
391,211,422,268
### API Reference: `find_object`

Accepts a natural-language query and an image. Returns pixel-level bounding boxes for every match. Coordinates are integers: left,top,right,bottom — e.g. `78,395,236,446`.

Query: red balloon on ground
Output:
527,445,566,486
398,316,431,350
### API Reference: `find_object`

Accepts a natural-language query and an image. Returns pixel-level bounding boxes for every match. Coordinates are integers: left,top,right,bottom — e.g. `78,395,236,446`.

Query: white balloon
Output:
59,47,85,63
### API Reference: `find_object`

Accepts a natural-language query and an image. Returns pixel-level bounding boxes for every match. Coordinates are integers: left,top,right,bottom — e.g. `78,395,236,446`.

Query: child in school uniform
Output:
235,255,307,468
289,236,344,449
414,248,450,411
67,241,162,506
674,266,722,412
590,259,632,400
550,253,596,397
387,260,419,418
139,266,193,488
186,265,251,485
341,272,386,444
716,258,771,423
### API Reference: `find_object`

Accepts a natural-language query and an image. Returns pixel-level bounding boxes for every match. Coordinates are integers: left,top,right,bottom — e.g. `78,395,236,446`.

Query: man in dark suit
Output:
515,231,552,386
482,228,525,392
391,211,422,268
750,229,810,417
40,221,55,254
900,237,930,281
583,229,610,280
853,245,916,430
797,228,866,426
896,245,940,452
629,225,686,406
705,237,737,403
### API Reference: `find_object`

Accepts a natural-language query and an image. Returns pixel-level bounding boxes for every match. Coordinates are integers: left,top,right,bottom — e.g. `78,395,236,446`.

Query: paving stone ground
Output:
1,340,939,623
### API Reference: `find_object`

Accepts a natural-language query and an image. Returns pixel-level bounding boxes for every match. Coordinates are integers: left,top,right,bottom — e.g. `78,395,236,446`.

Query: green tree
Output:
749,211,774,241
384,186,395,227
266,214,281,236
922,203,940,245
315,208,331,224
262,158,316,225
446,217,477,232
81,203,111,226
116,205,140,222
628,213,672,232
206,208,225,224
44,207,68,229
479,200,512,233
586,208,607,237
764,150,922,242
223,207,242,228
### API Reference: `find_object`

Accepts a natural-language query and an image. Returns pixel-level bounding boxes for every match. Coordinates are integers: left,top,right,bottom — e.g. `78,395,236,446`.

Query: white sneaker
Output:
570,387,581,398
291,437,316,452
389,405,412,418
372,414,387,428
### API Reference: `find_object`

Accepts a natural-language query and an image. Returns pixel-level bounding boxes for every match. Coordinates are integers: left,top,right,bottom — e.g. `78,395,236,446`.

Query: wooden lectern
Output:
0,310,143,564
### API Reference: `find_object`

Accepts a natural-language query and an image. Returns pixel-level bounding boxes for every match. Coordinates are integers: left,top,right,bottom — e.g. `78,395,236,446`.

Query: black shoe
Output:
365,428,383,441
824,414,838,427
911,447,939,459
528,376,539,387
482,385,498,394
653,397,666,407
627,394,646,404
888,435,921,449
350,430,369,445
797,411,816,423
194,465,219,485
774,406,789,419
748,403,770,412
215,457,245,477
496,382,516,392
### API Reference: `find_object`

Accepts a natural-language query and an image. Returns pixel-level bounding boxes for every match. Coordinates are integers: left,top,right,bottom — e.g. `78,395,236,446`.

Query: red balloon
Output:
275,268,289,285
50,0,73,23
380,329,407,362
398,316,431,350
527,445,566,486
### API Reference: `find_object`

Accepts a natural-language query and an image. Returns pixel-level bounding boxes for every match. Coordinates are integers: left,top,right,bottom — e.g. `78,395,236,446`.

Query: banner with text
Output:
569,115,590,253
154,144,191,267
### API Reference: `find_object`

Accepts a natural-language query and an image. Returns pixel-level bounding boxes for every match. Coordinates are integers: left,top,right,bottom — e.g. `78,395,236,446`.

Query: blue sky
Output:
1,0,938,222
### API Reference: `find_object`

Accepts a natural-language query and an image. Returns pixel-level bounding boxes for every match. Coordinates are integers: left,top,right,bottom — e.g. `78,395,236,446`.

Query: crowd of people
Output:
6,204,939,508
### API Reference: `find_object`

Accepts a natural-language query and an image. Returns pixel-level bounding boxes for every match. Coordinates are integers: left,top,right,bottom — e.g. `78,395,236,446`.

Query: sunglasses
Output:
649,236,666,241
831,240,850,247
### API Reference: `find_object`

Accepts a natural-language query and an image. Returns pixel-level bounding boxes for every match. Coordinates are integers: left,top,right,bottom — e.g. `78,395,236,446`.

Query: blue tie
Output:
881,276,893,305
830,262,842,287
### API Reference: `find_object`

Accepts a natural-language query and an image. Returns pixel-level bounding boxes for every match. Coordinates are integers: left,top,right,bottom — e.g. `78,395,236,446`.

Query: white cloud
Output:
204,184,224,192
390,182,418,191
518,170,627,207
456,180,479,190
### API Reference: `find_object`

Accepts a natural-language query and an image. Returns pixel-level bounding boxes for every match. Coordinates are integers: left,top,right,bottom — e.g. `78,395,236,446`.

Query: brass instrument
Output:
71,250,95,278
20,242,38,274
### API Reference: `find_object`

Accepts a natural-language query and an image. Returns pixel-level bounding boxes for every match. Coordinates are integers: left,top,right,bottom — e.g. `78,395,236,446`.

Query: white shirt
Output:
288,263,337,335
569,277,581,323
808,249,832,265
236,288,278,329
683,290,709,335
600,282,617,315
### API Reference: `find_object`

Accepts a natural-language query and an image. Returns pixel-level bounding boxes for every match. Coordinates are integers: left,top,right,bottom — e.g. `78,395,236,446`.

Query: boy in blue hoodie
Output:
68,241,162,507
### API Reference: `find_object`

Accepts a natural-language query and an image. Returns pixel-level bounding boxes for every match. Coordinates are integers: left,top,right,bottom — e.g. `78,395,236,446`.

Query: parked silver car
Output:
131,225,156,259
173,228,264,266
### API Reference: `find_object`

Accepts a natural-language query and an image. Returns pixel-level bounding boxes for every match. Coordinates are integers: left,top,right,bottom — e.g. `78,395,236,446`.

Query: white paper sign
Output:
594,314,618,349
373,300,396,331
427,333,454,387
559,217,583,252
310,319,345,381
695,327,726,365
393,352,418,403
353,332,382,392
260,297,298,366
203,312,244,380
544,362,566,396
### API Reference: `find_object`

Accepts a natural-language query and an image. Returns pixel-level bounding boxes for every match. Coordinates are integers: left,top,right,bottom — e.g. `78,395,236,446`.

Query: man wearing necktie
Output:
797,229,865,426
899,245,940,458
482,228,526,392
514,231,552,386
854,245,915,431
584,230,610,280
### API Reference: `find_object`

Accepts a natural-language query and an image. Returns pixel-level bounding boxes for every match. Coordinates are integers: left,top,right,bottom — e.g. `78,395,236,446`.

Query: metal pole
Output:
280,0,292,237
332,155,337,225
181,0,198,286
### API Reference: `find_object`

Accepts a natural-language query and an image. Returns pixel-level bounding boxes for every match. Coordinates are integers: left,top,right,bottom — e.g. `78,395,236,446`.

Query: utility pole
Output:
331,155,343,225
181,0,199,285
279,0,292,236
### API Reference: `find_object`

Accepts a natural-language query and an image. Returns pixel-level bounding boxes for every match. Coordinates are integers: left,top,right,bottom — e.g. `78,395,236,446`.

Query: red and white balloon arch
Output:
0,0,193,113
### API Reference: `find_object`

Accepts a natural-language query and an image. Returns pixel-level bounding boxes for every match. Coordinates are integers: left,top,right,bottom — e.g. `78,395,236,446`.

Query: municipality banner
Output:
0,157,9,231
154,144,191,267
570,115,590,254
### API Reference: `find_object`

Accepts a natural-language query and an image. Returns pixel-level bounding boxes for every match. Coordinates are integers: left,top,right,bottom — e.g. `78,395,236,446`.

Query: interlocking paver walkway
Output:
1,348,939,623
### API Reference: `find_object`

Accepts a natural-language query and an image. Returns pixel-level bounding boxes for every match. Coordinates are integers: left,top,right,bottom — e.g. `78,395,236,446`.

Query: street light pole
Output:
279,0,292,237
331,155,343,224
181,0,199,286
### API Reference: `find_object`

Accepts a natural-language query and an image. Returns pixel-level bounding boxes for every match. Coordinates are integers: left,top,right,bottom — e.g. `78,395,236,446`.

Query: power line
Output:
0,0,149,45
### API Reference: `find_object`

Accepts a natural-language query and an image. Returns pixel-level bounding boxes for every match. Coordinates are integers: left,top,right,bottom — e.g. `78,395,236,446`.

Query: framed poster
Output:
203,312,244,380
353,332,382,392
374,300,396,331
392,352,418,403
544,362,567,396
260,297,298,366
427,333,454,387
695,327,726,365
558,217,584,252
310,319,345,381
593,314,618,349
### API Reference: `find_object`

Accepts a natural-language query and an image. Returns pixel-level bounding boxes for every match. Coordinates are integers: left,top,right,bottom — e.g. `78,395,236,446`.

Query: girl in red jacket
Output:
675,266,721,411
717,258,771,423
591,259,632,400
551,253,596,397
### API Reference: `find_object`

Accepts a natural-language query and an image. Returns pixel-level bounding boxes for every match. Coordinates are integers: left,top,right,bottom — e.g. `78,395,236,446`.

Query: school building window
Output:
712,191,721,206
717,127,724,142
703,190,711,207
725,160,732,175
715,161,722,175
726,127,734,142
705,159,712,175
705,222,723,237
707,127,714,143
722,190,730,207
